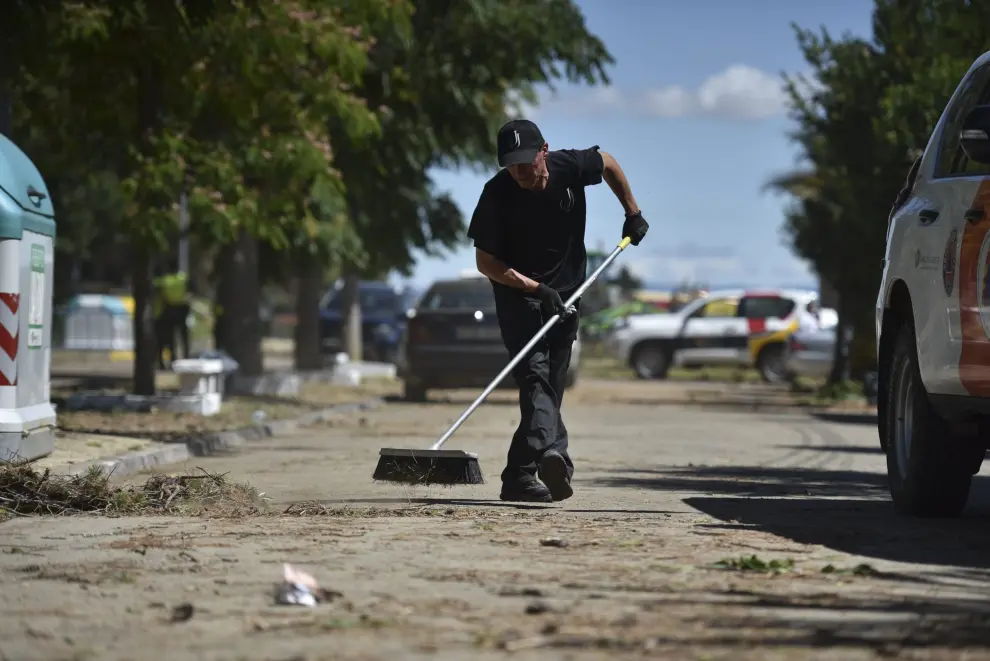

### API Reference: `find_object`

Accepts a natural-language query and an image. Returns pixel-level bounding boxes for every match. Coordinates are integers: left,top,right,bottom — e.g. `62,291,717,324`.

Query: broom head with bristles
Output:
372,448,484,485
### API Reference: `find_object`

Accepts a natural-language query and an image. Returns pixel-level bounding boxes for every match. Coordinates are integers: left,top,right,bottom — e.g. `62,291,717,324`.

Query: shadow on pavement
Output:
809,410,878,426
685,493,990,570
383,394,517,407
593,465,891,499
298,497,678,516
667,589,990,650
593,462,990,569
773,444,883,455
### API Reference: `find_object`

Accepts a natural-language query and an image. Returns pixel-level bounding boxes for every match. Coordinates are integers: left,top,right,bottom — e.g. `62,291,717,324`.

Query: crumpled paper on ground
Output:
273,563,342,607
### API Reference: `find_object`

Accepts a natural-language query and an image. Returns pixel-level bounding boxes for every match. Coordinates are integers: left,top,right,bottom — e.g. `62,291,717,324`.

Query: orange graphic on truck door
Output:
958,180,990,396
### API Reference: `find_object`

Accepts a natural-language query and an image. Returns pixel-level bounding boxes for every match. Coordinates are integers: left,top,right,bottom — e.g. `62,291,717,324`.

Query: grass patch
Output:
580,355,763,384
790,379,870,408
0,464,265,521
712,555,796,573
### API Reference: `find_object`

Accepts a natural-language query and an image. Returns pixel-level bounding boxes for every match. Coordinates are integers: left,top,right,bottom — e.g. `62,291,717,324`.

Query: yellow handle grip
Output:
618,236,632,249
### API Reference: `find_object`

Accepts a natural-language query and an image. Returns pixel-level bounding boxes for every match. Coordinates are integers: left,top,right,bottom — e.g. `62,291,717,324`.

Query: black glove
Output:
535,283,568,319
622,210,649,246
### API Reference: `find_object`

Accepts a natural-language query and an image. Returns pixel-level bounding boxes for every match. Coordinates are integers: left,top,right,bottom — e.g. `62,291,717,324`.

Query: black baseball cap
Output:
497,119,545,167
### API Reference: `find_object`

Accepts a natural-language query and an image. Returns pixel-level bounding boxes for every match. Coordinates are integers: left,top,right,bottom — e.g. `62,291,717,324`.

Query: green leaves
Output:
771,0,990,375
10,0,613,286
11,0,390,266
323,0,614,277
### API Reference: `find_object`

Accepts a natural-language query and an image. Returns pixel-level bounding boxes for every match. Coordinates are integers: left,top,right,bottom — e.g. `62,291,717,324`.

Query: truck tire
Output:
884,324,981,517
631,342,670,380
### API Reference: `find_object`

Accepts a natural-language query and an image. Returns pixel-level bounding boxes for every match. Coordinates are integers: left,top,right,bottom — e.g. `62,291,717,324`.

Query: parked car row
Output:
317,275,584,402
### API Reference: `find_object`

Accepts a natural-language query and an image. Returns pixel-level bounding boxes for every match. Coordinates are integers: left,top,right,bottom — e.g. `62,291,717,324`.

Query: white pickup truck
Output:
876,49,990,517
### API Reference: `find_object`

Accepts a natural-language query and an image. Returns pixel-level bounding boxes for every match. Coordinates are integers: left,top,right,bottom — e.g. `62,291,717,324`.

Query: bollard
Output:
0,134,57,464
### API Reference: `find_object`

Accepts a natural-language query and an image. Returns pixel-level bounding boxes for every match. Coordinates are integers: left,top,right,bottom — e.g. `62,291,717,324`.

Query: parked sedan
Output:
395,275,580,401
785,327,837,380
785,326,878,404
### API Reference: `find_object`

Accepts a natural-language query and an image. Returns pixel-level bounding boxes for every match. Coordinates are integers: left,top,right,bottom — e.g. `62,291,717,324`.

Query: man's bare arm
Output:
476,249,539,292
600,151,639,216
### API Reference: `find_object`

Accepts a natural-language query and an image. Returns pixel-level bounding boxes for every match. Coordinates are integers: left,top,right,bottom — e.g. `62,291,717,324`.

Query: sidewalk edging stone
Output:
55,397,384,477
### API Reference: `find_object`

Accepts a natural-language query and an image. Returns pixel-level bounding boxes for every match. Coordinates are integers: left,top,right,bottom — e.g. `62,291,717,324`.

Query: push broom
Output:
372,235,636,486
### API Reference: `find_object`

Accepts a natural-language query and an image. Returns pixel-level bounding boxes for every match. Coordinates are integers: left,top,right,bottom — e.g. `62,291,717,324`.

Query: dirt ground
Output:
1,378,988,661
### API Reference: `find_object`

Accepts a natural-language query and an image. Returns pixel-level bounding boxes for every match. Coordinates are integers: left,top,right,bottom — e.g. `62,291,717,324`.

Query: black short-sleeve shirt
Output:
467,146,604,299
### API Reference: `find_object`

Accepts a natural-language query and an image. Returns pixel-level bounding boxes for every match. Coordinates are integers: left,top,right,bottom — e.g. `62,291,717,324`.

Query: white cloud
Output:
525,64,790,121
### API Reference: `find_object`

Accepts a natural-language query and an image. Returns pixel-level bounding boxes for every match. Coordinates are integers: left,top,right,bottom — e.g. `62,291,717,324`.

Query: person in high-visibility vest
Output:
153,269,190,368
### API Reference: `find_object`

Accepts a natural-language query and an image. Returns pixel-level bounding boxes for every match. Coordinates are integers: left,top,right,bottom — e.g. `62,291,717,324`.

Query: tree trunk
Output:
848,304,878,382
293,254,323,371
341,269,362,361
131,60,161,396
827,298,851,385
131,243,156,395
215,227,263,376
0,78,11,138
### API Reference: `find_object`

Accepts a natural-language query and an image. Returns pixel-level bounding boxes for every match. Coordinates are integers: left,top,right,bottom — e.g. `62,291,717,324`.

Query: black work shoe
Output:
538,451,573,502
499,480,552,503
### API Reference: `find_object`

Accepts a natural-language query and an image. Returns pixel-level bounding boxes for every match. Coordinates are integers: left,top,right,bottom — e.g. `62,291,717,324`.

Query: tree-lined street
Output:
8,2,990,659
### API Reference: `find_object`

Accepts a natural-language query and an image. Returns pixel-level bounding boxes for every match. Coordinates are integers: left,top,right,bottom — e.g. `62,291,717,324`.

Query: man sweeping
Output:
468,119,649,503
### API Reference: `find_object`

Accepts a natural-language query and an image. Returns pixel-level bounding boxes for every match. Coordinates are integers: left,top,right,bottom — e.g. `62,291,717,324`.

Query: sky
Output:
394,0,876,293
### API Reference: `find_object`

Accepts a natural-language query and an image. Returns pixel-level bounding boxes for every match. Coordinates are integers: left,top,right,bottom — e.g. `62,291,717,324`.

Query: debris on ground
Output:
273,563,343,607
539,537,569,548
524,600,553,615
821,563,881,577
169,603,195,623
0,464,264,520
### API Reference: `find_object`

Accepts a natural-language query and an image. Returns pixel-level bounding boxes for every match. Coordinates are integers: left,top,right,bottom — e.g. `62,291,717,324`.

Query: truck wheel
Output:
757,343,788,383
631,343,670,380
884,324,978,517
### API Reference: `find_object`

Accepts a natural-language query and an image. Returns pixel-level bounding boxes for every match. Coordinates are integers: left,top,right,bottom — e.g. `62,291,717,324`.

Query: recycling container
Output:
0,134,56,463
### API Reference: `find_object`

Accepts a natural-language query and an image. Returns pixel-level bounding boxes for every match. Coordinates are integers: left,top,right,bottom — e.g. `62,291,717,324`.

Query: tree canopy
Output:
770,0,990,380
6,0,614,392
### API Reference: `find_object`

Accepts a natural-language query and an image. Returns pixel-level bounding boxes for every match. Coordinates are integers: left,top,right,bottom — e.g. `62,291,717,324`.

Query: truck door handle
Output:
965,207,984,224
919,209,939,224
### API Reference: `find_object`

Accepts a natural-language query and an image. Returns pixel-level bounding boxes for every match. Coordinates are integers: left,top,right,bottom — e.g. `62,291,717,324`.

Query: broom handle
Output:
429,236,634,451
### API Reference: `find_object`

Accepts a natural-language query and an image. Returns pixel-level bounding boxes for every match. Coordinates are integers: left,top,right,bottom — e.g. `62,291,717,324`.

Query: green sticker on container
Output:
27,244,45,349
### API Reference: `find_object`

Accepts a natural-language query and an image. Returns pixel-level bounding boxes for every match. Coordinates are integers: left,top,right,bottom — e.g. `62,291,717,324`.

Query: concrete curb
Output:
56,397,384,477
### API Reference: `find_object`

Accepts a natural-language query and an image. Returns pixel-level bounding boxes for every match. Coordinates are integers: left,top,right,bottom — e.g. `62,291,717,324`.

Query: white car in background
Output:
604,288,827,383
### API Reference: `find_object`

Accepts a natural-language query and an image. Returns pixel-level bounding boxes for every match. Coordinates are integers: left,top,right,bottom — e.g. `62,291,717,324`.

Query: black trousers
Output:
494,290,579,485
156,302,190,367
